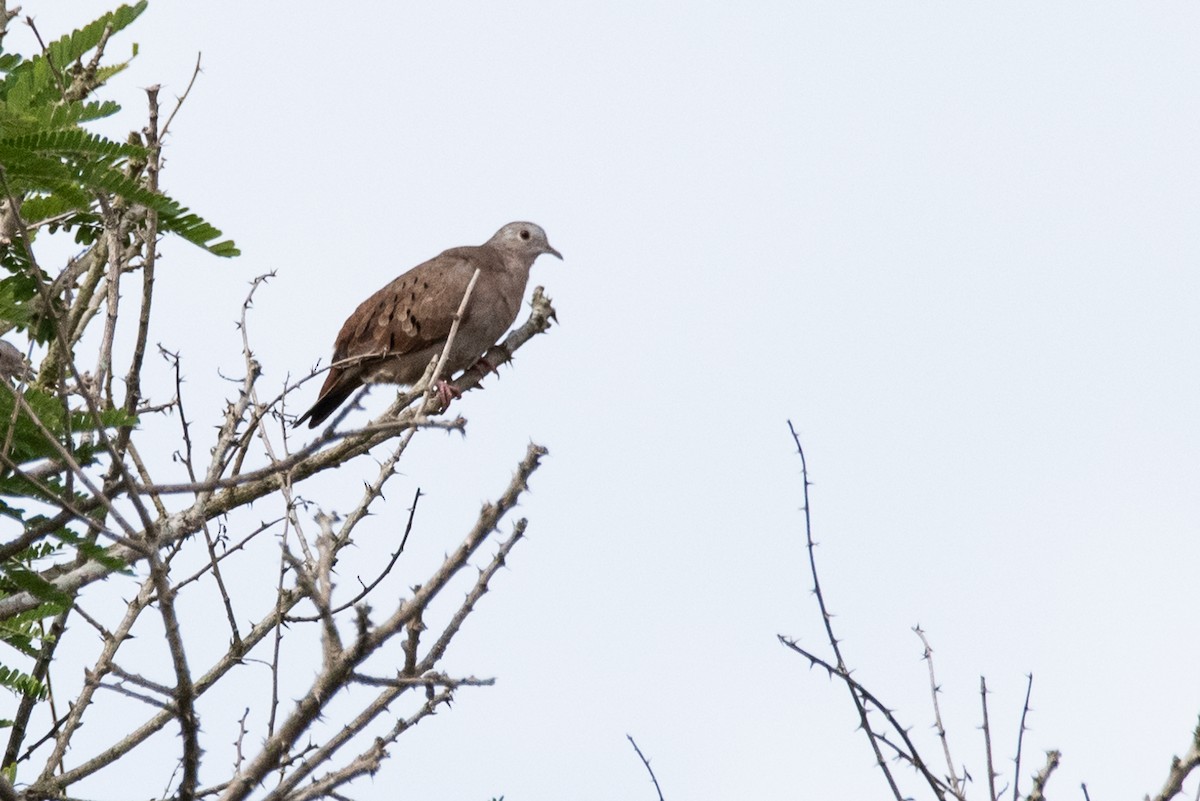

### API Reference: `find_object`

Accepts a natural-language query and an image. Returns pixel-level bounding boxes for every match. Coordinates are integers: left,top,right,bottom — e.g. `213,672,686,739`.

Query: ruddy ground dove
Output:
295,221,562,428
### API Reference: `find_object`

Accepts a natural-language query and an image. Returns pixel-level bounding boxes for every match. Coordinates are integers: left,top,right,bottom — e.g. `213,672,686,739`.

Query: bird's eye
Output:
520,229,531,240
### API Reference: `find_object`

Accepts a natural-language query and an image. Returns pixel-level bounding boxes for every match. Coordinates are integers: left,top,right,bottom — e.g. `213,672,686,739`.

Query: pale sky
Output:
14,3,1200,799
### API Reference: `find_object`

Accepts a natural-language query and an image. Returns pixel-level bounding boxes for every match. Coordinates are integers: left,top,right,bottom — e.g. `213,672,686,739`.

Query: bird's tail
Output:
294,376,358,429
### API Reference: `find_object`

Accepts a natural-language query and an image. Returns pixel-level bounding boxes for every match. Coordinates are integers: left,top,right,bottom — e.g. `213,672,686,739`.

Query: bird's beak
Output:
546,245,563,260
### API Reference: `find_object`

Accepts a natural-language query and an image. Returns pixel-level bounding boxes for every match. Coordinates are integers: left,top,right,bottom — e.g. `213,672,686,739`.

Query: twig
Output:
785,420,908,801
422,266,479,412
780,635,951,796
160,53,204,139
23,16,65,95
627,735,666,801
349,672,494,689
286,487,422,623
981,676,999,801
170,517,283,592
1013,673,1034,801
97,680,173,710
233,708,251,774
915,626,964,799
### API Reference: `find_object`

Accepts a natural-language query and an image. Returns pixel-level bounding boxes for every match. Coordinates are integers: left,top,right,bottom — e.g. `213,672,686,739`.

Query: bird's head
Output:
490,221,563,261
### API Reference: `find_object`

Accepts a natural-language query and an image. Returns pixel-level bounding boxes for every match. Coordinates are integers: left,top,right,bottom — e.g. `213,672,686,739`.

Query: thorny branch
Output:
218,444,547,801
0,284,557,620
981,677,999,801
1013,674,1034,801
781,424,1093,801
1150,718,1200,801
914,626,965,800
627,735,667,801
784,420,911,801
1025,750,1060,801
0,50,560,801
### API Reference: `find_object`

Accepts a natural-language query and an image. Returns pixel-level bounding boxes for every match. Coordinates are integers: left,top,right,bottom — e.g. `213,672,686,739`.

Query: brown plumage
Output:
295,222,562,428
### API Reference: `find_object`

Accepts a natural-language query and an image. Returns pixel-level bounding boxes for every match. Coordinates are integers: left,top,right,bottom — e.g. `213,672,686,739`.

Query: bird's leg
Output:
434,379,462,407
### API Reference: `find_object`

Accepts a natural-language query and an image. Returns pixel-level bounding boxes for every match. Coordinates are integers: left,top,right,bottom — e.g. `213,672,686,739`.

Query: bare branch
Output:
784,420,909,801
981,676,999,801
1025,750,1060,801
1013,673,1034,801
146,546,200,801
914,626,965,800
627,735,667,801
216,443,547,801
780,635,951,797
1149,717,1200,801
0,290,559,620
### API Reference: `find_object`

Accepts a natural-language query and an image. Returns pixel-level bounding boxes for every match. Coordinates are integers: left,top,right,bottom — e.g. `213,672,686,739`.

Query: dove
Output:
295,222,561,428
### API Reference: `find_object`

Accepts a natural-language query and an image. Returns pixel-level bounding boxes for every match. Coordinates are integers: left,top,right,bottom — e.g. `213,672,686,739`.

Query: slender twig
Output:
170,517,283,592
106,662,174,695
266,523,291,742
780,635,951,796
981,676,999,801
1013,673,1034,801
97,680,173,710
23,16,65,95
627,735,666,801
914,626,964,799
286,486,422,623
423,267,479,411
233,708,251,775
349,672,494,689
161,53,204,139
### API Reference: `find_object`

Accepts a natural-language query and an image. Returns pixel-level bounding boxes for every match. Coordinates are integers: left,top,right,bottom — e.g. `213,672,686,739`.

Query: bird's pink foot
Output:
434,379,462,406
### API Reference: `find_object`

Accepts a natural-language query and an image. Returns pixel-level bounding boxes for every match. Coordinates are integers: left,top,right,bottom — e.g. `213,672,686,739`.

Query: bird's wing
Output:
298,248,491,428
332,249,483,364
